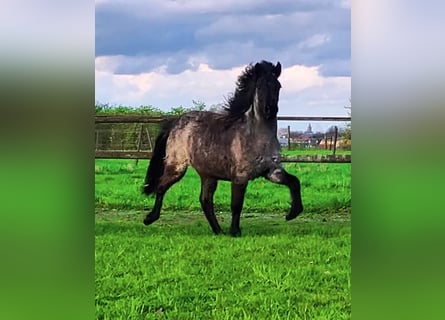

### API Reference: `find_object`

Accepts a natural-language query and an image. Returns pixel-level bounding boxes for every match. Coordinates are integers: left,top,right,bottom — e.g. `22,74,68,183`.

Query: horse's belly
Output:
190,154,259,182
190,152,233,179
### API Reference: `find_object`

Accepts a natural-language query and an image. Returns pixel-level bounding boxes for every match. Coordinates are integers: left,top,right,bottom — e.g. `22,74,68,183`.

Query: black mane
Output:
224,60,276,120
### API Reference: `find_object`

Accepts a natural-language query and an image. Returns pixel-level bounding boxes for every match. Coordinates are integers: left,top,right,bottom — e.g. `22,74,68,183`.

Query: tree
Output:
343,99,351,142
208,103,225,112
192,100,206,111
336,99,351,150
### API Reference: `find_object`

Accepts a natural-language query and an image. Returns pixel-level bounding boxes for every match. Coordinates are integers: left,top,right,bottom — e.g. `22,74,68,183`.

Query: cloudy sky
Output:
95,0,350,131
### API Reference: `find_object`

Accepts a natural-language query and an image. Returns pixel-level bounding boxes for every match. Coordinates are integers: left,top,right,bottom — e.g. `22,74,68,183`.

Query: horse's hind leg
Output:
230,183,247,237
143,165,187,225
143,192,165,225
199,176,222,234
265,166,303,220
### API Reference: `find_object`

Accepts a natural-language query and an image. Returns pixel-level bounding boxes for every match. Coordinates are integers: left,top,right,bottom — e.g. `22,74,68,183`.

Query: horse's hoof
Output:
286,206,303,221
212,228,223,235
230,228,242,237
143,213,158,225
286,211,301,221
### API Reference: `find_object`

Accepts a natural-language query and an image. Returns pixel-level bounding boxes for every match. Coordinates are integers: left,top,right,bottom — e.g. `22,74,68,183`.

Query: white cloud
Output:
96,59,244,108
95,55,125,72
298,34,331,49
95,1,350,131
280,65,324,92
279,65,350,119
95,57,351,130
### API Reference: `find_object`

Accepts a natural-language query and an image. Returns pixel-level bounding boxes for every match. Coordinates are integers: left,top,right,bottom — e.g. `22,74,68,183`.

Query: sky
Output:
95,0,350,132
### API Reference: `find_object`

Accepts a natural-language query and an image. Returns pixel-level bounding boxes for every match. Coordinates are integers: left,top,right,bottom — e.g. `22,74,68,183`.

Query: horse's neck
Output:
249,114,277,132
245,105,277,133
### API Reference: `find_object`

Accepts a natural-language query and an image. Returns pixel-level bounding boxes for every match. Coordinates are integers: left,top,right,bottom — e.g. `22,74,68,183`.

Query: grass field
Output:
95,155,351,319
95,149,351,214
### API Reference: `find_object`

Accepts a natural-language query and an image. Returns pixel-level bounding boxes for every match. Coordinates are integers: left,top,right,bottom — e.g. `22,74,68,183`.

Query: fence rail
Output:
95,115,351,123
95,115,351,163
95,115,165,123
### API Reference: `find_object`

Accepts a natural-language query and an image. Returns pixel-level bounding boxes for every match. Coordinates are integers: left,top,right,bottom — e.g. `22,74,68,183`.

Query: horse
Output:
142,60,303,236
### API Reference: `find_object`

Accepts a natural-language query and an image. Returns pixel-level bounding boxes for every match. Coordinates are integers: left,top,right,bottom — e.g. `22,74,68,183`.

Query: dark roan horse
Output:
142,60,303,236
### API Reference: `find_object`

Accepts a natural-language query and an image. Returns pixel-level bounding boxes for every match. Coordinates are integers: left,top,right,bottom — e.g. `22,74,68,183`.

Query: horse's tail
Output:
142,118,176,195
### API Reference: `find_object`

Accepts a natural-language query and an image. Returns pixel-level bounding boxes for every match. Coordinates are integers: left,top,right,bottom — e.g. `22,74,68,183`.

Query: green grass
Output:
95,159,351,319
96,212,350,319
95,159,351,214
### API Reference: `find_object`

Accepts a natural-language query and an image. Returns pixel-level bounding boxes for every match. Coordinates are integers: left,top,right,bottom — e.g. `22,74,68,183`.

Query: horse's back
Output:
164,110,279,182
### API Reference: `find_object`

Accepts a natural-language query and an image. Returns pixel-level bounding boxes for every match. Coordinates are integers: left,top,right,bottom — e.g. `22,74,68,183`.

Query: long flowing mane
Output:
223,63,257,120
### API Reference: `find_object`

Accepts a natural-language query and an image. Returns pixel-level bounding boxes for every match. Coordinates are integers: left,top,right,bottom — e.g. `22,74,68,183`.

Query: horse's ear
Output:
274,62,282,78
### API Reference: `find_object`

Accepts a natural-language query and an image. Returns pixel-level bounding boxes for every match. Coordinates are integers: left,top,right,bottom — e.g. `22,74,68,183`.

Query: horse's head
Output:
252,61,282,120
224,60,282,121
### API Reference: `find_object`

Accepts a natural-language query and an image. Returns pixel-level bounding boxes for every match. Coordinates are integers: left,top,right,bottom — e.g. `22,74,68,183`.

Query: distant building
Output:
304,123,313,135
300,123,317,147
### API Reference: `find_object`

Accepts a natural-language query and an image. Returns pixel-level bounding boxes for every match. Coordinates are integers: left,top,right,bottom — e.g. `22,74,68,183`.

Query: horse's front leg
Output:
230,183,247,237
265,166,303,220
199,176,222,235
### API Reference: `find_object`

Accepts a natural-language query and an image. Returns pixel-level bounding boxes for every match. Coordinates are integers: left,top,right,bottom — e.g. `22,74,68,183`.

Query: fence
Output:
95,115,351,163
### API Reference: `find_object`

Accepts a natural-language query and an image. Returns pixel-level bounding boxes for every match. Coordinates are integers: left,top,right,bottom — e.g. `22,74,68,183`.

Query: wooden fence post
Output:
135,124,144,166
333,126,338,155
287,125,291,150
95,131,99,151
145,128,153,151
